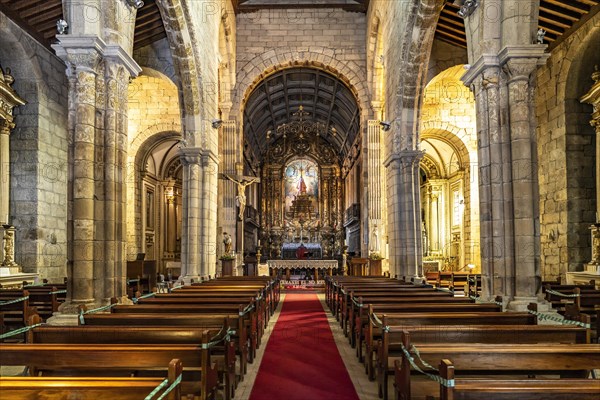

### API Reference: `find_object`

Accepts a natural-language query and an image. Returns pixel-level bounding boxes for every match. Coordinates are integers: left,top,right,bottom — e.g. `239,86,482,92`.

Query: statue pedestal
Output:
369,259,383,276
221,259,235,276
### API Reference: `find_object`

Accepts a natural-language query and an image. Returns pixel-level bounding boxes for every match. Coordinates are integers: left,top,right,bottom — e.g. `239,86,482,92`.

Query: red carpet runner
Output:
249,292,360,400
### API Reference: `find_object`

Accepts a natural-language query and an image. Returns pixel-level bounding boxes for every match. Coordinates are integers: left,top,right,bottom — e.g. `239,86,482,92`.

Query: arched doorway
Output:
237,67,362,272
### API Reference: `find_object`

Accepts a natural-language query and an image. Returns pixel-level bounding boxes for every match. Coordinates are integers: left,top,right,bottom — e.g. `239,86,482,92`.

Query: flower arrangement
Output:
369,252,383,260
219,254,236,261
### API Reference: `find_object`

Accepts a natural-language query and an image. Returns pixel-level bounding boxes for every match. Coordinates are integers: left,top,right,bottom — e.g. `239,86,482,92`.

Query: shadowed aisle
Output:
248,292,360,400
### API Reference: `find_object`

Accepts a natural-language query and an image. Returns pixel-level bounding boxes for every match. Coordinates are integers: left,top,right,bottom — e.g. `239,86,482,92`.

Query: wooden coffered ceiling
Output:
0,1,597,53
436,0,600,49
233,0,369,13
0,0,165,51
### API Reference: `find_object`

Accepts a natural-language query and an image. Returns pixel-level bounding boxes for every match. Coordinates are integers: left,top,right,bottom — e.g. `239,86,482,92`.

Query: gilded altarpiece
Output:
261,134,344,259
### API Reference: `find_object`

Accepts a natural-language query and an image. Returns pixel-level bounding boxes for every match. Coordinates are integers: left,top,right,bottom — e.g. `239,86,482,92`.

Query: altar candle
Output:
258,239,261,246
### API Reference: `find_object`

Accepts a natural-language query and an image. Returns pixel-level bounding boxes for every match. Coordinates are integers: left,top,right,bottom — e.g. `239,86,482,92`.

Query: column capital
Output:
52,35,141,77
499,45,550,82
179,147,220,167
383,150,424,168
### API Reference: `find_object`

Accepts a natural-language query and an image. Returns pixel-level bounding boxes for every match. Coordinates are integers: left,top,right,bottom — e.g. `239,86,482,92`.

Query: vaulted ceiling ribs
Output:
243,67,360,162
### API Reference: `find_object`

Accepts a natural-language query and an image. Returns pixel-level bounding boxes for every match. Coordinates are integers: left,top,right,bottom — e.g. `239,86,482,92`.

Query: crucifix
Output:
222,173,261,221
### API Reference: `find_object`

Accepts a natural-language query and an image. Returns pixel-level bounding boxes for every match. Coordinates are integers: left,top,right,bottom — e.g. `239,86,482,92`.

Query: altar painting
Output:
284,159,319,212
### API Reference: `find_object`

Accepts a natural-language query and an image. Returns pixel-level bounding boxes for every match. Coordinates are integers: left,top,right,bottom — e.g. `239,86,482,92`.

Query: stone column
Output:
501,49,544,304
462,46,547,308
367,120,383,255
385,150,424,279
66,49,101,309
179,147,202,282
221,120,237,254
0,120,12,227
102,57,136,302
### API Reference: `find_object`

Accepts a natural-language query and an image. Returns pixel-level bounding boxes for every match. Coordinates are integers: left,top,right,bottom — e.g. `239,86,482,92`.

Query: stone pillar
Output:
66,49,101,309
501,49,543,303
0,121,12,227
103,57,135,302
180,147,202,282
385,150,424,279
367,120,383,255
462,46,548,308
179,147,219,280
221,120,237,254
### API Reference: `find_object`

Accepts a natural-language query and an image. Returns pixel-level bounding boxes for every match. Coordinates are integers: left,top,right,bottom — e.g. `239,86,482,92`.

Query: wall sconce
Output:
380,121,391,132
128,0,144,9
211,119,223,129
56,19,68,34
456,0,479,19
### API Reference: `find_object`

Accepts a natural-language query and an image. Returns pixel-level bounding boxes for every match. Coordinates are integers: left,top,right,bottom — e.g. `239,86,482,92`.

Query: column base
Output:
506,296,551,312
181,275,200,285
411,276,426,284
45,312,79,326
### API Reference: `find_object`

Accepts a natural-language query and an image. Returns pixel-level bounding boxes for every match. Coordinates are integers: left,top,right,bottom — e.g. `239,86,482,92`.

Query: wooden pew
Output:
0,341,219,400
362,307,538,381
392,330,600,400
80,311,252,374
437,358,600,400
354,302,502,361
388,331,600,399
0,289,31,334
0,359,182,400
27,322,236,400
347,295,474,343
377,321,591,399
18,286,60,321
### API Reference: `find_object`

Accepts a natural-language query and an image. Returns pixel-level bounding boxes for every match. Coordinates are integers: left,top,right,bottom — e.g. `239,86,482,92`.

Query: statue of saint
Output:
224,174,260,220
222,232,233,256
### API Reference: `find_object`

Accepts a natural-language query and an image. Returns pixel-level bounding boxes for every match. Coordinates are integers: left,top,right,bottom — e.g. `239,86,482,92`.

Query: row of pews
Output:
0,278,67,338
0,276,280,400
325,275,600,400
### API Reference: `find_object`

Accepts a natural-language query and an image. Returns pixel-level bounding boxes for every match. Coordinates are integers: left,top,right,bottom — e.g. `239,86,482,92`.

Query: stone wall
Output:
0,13,68,281
536,11,600,281
126,69,181,259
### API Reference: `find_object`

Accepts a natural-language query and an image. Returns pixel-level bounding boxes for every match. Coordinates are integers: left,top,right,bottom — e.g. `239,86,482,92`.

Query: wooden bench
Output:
27,319,236,400
353,302,502,361
436,358,600,400
362,308,539,381
0,289,31,334
377,321,591,399
392,330,600,400
0,358,182,400
81,310,253,374
0,341,219,400
18,286,61,321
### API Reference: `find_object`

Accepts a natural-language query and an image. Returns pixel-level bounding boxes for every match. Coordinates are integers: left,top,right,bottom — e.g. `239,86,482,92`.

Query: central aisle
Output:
249,292,360,400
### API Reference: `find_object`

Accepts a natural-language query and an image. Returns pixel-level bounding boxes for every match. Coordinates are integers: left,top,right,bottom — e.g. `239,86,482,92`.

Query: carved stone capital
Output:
499,45,549,83
179,147,203,166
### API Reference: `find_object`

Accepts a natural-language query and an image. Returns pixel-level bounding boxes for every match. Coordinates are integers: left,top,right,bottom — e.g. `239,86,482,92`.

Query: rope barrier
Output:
49,289,67,295
0,296,29,306
352,297,363,308
545,288,580,298
155,374,183,400
400,343,454,388
468,295,503,307
240,304,254,316
78,302,119,324
435,287,453,293
144,379,169,400
202,328,237,349
133,292,156,303
168,284,184,293
526,308,591,329
0,323,44,340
